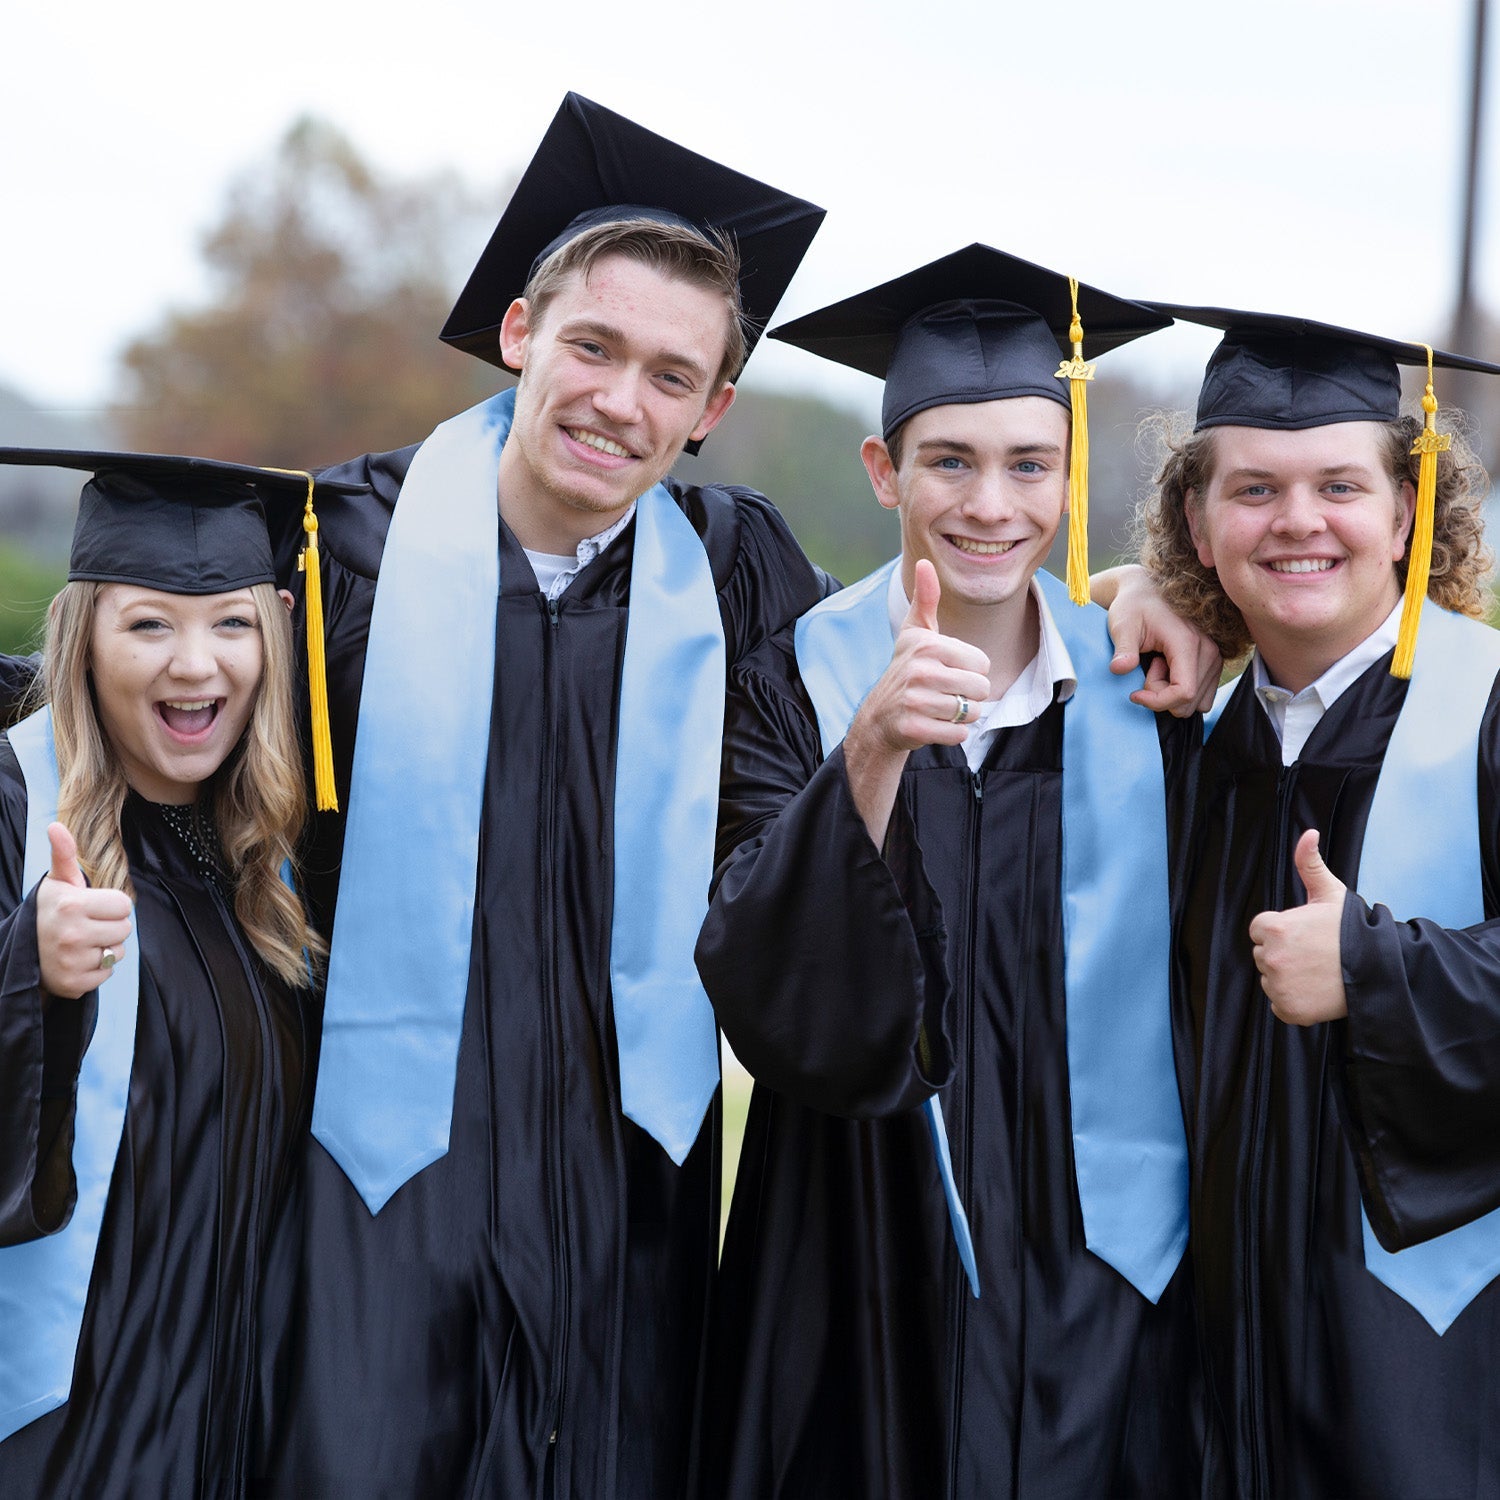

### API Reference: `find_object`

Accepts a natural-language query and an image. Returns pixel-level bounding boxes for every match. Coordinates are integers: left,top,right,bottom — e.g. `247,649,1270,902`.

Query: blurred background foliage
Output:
0,115,1218,655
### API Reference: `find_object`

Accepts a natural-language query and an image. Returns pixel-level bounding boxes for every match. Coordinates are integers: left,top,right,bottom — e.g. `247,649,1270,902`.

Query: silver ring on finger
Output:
100,946,118,971
950,694,969,724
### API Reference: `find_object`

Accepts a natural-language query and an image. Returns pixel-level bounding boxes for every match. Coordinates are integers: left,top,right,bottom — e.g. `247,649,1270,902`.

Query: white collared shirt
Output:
886,566,1078,772
522,502,638,601
1252,601,1402,765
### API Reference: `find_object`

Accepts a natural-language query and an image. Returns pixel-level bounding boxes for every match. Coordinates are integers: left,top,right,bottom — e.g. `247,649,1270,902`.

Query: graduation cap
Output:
440,92,826,392
1153,304,1500,677
0,448,368,809
1148,304,1500,432
770,243,1173,603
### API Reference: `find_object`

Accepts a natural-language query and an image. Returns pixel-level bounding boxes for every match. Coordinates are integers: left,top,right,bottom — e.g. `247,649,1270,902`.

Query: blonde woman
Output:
0,451,347,1499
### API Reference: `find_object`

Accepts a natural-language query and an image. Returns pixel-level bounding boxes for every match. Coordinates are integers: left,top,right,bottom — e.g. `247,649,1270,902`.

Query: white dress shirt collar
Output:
1251,600,1402,765
522,502,638,601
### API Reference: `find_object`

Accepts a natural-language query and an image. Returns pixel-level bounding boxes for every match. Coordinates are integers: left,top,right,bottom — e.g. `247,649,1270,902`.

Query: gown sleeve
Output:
0,653,41,730
695,637,954,1120
1338,677,1500,1251
707,486,837,662
0,750,93,1245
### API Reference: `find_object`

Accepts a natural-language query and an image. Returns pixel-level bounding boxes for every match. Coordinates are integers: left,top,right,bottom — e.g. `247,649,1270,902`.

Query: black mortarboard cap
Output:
0,449,363,593
440,93,826,385
769,244,1171,439
1147,304,1500,431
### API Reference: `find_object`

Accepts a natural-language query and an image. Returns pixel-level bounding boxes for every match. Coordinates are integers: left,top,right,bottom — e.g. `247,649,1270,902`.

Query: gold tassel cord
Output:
267,468,340,811
1390,346,1450,680
1056,276,1096,605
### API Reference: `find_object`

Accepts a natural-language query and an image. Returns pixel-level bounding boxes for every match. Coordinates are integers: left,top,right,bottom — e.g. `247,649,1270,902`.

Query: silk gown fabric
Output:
251,446,826,1500
695,626,1202,1500
0,749,313,1500
1182,658,1500,1500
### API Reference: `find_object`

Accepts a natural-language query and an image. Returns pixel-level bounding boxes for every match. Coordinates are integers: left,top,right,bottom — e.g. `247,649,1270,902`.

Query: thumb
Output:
904,558,941,634
1294,828,1344,905
1107,610,1144,675
47,822,86,888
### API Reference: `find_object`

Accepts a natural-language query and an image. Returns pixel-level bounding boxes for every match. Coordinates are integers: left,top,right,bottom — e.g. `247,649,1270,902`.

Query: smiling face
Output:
89,584,267,804
1187,422,1414,691
494,254,738,552
864,396,1069,641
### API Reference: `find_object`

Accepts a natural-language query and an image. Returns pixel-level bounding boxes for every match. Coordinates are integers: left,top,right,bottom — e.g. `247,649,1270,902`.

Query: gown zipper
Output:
540,591,570,1487
945,768,984,1499
1244,762,1297,1500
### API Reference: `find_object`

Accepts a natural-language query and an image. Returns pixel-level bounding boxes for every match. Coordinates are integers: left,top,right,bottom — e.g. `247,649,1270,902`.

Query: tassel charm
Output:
1391,348,1450,680
1055,277,1095,605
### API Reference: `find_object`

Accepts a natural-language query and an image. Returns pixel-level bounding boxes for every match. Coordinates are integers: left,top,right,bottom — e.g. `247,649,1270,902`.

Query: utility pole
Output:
1453,0,1490,451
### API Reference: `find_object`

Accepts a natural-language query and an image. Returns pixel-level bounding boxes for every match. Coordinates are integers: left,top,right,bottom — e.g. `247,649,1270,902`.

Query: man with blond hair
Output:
253,95,827,1499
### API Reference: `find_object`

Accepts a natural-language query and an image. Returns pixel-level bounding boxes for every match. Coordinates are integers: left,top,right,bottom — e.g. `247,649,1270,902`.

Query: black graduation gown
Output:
0,753,314,1500
0,653,39,726
695,629,1202,1500
1181,660,1500,1500
252,448,827,1500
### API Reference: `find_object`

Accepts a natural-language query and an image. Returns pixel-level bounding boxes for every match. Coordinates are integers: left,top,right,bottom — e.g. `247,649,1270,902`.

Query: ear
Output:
278,588,296,614
690,381,736,444
498,297,533,370
1393,476,1416,559
861,436,901,512
1184,489,1215,569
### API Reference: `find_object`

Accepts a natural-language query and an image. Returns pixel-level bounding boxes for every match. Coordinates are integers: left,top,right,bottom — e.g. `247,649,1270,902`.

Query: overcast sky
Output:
2,0,1495,428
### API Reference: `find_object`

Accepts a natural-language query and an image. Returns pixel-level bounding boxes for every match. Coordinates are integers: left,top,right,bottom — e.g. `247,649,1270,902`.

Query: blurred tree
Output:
107,115,1216,587
112,117,504,466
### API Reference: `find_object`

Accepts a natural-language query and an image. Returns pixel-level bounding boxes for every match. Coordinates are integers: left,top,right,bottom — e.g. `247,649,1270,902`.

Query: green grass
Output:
0,546,63,656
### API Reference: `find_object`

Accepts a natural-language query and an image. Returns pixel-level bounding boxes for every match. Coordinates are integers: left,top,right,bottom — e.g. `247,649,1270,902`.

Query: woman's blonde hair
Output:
37,581,325,988
1132,408,1495,662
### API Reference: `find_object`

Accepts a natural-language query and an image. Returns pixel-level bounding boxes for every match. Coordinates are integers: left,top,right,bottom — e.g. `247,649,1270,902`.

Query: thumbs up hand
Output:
842,560,994,847
855,560,993,756
1247,829,1349,1025
36,823,134,999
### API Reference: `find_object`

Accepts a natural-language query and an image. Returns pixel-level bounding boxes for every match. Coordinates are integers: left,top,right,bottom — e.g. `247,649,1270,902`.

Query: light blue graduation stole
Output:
0,707,140,1441
1354,602,1500,1334
313,389,725,1214
795,562,1188,1303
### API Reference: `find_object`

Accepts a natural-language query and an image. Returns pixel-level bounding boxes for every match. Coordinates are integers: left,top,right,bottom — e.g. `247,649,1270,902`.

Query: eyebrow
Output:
558,318,712,386
1219,463,1378,483
911,439,1064,460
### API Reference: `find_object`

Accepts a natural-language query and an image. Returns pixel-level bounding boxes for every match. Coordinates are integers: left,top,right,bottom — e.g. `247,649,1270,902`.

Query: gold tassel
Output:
268,468,339,811
1055,276,1095,605
1391,346,1450,679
